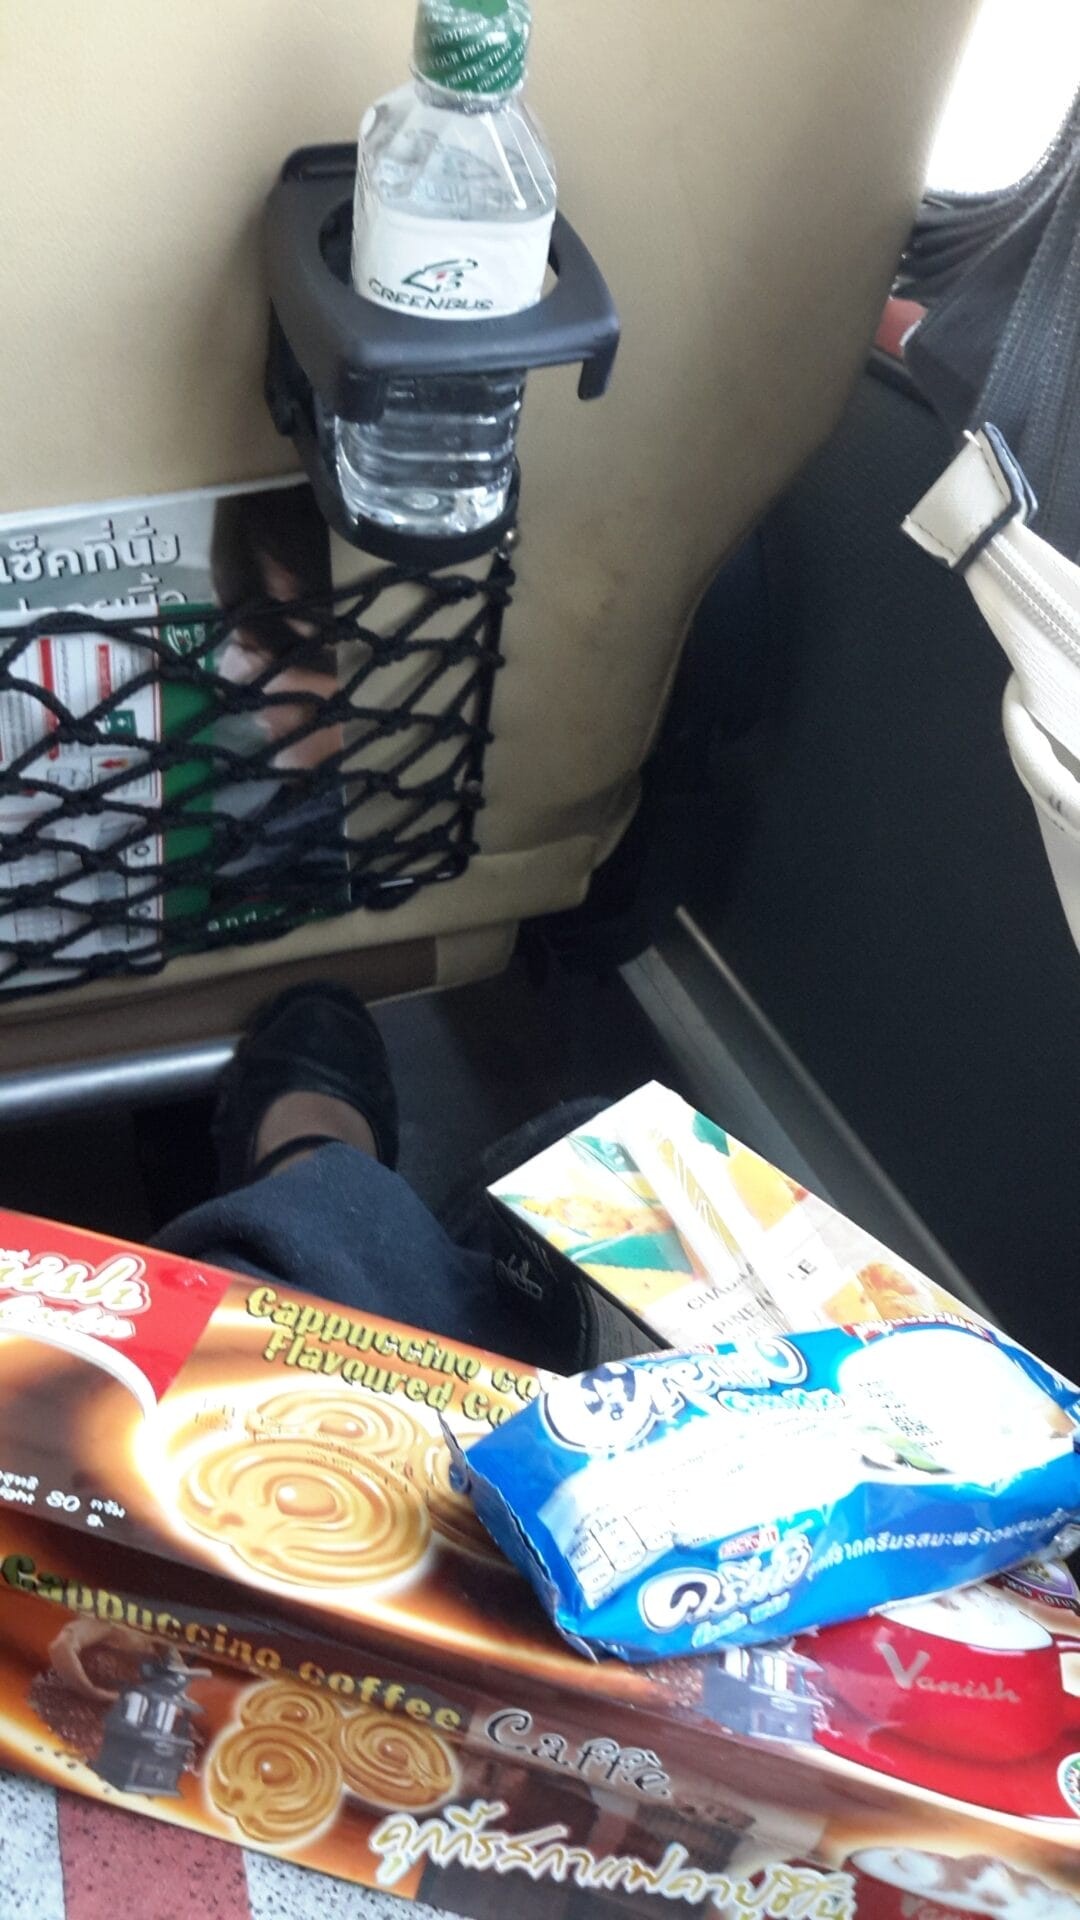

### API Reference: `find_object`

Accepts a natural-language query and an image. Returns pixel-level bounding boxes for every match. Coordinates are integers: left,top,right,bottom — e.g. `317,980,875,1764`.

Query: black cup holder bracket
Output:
265,144,621,565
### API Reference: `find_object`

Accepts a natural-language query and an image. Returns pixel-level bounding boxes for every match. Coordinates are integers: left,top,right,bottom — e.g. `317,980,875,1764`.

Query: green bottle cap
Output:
414,0,533,97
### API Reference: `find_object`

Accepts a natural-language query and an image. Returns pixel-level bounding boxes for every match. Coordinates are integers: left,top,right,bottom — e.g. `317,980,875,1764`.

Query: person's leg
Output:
157,1144,567,1362
153,987,586,1372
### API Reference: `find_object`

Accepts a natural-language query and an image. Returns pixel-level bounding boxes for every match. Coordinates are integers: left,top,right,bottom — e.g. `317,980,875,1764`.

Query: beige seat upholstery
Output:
0,0,977,1069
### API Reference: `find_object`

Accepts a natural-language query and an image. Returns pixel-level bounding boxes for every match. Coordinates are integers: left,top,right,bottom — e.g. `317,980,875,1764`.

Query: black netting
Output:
0,550,510,1000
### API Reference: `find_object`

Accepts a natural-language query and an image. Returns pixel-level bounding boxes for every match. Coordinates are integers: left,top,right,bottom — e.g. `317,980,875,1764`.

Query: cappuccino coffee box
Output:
1,1204,1080,1918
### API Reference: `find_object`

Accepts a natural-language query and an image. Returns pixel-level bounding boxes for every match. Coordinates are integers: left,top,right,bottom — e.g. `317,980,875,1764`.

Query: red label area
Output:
0,1208,233,1404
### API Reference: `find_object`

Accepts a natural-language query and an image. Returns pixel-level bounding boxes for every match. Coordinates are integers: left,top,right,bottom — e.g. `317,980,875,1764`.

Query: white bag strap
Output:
903,424,1080,764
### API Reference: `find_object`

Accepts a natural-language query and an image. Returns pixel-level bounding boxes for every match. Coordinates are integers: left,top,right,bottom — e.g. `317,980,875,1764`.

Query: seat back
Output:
0,0,978,1067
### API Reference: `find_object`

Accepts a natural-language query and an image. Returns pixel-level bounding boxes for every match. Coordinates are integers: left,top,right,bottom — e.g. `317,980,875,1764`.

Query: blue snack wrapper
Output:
457,1324,1080,1661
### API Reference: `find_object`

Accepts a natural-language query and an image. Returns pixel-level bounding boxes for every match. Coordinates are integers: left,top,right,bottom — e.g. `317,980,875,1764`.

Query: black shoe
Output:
212,982,400,1191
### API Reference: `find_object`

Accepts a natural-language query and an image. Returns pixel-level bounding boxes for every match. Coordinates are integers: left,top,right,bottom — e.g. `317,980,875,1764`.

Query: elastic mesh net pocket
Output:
0,552,509,1000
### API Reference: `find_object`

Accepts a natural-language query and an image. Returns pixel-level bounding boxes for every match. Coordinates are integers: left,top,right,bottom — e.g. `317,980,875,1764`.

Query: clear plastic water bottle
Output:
334,0,556,541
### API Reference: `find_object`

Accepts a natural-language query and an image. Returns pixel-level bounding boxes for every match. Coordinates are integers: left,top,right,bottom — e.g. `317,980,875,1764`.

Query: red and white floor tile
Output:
0,1770,454,1920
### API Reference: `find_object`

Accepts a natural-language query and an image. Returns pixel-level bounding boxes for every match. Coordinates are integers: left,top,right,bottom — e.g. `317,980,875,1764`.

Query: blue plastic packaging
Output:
459,1324,1080,1661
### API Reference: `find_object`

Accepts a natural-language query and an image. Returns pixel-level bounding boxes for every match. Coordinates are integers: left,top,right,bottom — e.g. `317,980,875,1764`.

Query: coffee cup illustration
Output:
818,1584,1080,1762
845,1848,1079,1919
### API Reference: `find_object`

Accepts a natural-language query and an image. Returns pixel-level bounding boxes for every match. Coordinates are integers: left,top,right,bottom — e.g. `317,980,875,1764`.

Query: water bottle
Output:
333,0,556,542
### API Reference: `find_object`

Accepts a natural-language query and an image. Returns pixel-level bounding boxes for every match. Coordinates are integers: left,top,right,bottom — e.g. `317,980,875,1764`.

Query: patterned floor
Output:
0,1770,455,1920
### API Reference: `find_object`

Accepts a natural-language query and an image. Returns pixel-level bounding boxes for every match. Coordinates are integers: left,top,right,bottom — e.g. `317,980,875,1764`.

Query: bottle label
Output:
355,202,554,321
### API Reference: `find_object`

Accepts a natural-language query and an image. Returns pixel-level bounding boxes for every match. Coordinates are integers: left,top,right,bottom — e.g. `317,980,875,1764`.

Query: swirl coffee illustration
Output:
171,1378,505,1587
334,1705,459,1811
247,1389,423,1470
409,1438,502,1562
208,1723,342,1845
240,1679,342,1743
178,1439,430,1586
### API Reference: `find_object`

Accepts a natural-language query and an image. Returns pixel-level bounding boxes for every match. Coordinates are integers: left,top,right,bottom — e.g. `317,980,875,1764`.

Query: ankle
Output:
256,1091,378,1175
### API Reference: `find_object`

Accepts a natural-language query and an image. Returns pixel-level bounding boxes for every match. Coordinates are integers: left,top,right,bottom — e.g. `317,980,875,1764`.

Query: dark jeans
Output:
154,1101,605,1373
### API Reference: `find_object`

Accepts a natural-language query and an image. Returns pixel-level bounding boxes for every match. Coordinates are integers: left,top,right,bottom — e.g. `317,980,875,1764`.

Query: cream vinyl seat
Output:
0,0,977,1075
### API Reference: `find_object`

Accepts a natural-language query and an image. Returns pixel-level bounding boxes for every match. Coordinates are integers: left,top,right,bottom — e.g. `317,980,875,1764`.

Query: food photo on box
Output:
1,1079,1080,1917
